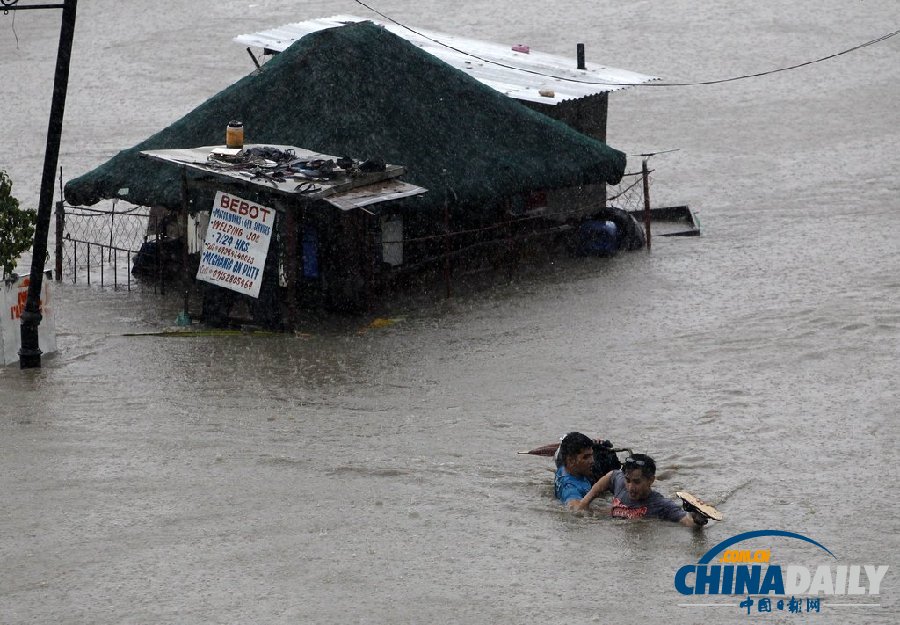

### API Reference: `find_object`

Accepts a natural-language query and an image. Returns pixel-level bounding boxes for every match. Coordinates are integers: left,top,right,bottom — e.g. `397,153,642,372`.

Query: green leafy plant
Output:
0,170,37,279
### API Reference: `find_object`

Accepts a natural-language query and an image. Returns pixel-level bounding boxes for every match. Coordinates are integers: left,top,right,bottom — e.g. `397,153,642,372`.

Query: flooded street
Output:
2,1,898,623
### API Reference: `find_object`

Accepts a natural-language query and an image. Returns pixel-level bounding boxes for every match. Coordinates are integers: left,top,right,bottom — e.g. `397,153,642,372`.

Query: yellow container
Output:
226,121,244,149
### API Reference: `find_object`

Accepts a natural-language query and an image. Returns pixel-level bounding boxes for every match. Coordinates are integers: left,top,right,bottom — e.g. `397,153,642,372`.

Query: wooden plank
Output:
627,205,695,224
308,165,406,199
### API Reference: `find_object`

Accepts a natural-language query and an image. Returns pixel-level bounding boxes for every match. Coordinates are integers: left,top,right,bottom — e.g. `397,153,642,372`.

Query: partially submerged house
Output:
64,21,644,324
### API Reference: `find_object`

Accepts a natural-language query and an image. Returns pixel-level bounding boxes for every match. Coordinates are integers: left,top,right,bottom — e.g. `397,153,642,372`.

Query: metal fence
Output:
54,200,161,292
607,169,651,213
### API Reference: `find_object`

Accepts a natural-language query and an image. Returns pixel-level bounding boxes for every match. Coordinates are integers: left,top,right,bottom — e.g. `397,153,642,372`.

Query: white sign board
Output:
196,191,275,298
1,273,57,366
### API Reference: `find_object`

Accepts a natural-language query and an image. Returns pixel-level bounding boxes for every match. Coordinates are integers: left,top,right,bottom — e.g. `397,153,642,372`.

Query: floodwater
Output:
2,1,898,623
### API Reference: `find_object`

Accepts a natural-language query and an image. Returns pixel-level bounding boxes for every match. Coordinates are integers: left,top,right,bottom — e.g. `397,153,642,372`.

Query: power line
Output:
350,0,898,88
647,28,900,87
633,148,680,158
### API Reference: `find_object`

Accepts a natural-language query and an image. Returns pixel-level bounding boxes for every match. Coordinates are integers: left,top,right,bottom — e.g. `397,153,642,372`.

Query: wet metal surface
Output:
233,14,659,103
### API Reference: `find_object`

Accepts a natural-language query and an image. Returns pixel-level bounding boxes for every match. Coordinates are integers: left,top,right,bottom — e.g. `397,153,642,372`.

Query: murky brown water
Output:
2,1,898,623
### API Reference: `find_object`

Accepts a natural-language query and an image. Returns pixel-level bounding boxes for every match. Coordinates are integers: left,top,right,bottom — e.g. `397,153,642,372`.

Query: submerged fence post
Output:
155,217,163,295
642,159,652,252
108,201,115,262
54,201,64,281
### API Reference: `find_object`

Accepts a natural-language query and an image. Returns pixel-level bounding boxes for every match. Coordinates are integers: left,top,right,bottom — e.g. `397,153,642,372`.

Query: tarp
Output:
65,21,626,214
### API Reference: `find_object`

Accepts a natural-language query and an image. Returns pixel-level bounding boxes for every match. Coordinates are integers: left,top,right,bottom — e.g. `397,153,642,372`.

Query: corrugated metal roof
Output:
234,15,658,104
139,145,427,210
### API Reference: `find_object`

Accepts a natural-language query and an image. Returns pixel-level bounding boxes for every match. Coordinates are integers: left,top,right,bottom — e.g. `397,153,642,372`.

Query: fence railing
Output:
54,200,174,292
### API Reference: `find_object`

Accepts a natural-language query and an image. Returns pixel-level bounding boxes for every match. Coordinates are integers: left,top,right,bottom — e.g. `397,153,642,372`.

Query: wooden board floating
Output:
676,490,724,521
517,442,561,456
122,329,279,337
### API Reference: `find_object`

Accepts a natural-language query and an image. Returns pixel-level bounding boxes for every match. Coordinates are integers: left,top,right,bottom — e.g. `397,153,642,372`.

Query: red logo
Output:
611,497,648,519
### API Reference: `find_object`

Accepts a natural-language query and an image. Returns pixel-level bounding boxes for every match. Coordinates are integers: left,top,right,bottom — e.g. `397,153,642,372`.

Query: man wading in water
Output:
555,435,708,529
553,432,599,508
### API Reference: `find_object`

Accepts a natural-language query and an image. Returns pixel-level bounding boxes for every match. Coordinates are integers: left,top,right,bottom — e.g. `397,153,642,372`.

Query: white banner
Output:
1,273,57,366
196,191,275,298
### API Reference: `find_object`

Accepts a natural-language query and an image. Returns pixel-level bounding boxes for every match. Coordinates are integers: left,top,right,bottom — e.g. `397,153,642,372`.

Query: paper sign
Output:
196,191,275,298
1,273,57,366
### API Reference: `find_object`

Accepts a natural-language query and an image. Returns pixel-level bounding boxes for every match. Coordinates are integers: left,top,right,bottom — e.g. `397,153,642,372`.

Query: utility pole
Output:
2,0,78,368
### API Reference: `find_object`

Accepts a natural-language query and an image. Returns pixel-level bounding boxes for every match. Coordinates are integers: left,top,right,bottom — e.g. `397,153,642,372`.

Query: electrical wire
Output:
6,2,19,48
647,28,900,87
350,0,898,88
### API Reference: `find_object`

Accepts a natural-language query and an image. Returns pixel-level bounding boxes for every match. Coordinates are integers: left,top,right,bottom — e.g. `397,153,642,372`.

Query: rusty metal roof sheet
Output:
234,15,658,104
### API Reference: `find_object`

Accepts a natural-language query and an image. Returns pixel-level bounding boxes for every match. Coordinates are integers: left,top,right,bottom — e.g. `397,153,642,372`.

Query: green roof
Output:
65,21,626,211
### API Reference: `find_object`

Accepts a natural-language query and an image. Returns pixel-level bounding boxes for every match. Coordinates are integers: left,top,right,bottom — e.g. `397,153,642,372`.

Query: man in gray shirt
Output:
570,453,709,528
